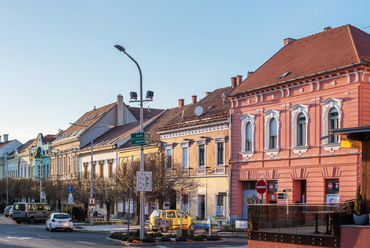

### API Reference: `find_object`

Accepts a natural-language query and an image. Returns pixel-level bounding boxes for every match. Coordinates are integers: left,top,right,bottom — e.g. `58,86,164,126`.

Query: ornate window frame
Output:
215,137,226,174
164,143,173,169
240,114,255,159
263,110,280,157
181,141,190,174
320,98,342,153
290,104,310,155
196,138,207,175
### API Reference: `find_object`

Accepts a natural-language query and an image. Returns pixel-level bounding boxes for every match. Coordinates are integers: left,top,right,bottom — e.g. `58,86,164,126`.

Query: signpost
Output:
68,185,73,192
88,198,95,208
131,132,150,146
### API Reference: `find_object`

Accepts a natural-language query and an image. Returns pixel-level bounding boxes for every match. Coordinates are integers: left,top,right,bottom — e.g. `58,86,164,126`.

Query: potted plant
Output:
245,195,261,230
353,186,368,225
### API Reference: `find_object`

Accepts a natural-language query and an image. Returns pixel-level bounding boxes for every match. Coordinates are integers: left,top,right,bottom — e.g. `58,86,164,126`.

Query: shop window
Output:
215,192,226,217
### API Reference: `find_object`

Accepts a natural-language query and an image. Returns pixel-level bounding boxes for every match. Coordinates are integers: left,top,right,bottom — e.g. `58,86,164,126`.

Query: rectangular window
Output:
215,193,226,217
181,144,189,168
165,146,172,169
217,142,224,165
199,144,205,166
108,161,112,178
100,161,104,178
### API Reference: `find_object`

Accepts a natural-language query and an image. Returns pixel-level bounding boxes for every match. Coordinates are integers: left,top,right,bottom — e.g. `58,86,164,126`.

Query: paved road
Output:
0,214,248,247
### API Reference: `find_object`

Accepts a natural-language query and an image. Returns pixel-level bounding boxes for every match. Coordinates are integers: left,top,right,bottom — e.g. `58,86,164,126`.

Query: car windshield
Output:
53,214,70,219
151,211,160,217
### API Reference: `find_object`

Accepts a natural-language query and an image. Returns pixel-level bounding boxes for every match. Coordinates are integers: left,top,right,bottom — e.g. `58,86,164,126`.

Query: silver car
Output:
46,213,73,232
4,206,12,217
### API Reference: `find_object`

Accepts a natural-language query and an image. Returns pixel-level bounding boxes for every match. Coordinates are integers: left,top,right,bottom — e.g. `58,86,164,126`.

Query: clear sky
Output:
1,0,369,144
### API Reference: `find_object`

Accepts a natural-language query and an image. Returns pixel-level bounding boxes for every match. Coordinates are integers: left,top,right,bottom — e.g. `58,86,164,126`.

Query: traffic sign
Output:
88,198,95,207
256,179,267,194
181,188,184,197
68,186,73,192
41,192,46,199
136,171,152,191
131,132,150,145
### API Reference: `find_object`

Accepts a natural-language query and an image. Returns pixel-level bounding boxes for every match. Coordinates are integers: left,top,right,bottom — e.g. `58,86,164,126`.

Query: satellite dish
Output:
194,106,203,116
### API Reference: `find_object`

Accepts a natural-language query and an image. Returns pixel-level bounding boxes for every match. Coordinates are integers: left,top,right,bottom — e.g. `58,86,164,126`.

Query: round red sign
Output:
328,183,333,190
256,180,267,194
269,184,273,190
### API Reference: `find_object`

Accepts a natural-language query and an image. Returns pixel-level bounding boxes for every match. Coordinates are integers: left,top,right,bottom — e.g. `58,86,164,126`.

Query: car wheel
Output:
29,217,35,224
162,227,169,233
50,228,54,232
69,228,73,232
16,221,21,224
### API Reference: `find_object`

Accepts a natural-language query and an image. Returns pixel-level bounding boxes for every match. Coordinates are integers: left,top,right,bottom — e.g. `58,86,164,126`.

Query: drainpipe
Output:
228,108,232,222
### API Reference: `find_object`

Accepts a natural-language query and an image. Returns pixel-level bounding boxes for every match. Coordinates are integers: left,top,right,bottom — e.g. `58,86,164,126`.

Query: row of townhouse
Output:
1,24,369,223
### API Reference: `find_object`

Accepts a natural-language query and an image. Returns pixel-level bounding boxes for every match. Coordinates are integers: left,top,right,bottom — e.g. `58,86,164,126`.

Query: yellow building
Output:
158,84,236,224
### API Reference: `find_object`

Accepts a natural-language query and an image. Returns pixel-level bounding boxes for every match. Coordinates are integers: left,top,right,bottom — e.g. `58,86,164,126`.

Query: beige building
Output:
158,83,237,224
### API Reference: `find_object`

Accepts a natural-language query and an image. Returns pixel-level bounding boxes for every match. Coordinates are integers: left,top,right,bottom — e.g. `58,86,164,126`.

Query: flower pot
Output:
251,222,260,230
353,214,369,225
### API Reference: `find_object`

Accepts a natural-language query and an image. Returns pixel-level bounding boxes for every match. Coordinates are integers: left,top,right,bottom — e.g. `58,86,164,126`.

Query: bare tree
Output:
115,152,199,223
94,175,120,221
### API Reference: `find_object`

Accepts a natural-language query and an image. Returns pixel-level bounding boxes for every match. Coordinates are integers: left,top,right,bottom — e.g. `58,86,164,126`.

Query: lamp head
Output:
146,90,154,100
130,91,138,101
114,45,126,52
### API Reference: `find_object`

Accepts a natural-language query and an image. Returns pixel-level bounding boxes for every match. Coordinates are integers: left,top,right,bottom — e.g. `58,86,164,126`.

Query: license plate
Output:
59,221,66,224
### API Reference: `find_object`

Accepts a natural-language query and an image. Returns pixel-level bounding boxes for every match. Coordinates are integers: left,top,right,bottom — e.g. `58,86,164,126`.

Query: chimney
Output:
284,38,296,46
324,26,332,31
231,77,237,87
206,92,211,96
192,95,197,104
117,94,124,126
236,75,243,85
178,99,184,108
3,134,8,142
247,71,254,77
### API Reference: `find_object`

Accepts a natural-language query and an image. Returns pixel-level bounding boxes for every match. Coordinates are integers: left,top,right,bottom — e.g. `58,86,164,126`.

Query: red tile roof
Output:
159,86,233,132
229,24,370,97
17,139,37,154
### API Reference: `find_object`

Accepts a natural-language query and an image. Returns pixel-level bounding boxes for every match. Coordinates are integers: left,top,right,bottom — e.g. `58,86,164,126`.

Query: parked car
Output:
150,209,194,232
4,206,12,217
12,202,52,224
46,213,73,232
9,207,13,218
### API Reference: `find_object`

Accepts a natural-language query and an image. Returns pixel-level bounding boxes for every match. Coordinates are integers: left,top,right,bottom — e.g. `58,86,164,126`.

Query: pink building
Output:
227,25,370,219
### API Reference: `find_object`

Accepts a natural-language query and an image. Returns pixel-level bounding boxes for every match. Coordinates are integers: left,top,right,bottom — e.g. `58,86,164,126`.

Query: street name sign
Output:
136,171,152,192
278,193,286,199
131,132,150,145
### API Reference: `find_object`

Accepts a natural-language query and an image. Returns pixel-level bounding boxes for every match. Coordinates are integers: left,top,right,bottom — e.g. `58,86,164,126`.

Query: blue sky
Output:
1,0,369,143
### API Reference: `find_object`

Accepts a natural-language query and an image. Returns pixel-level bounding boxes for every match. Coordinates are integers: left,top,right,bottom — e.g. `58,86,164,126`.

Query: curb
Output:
106,237,226,246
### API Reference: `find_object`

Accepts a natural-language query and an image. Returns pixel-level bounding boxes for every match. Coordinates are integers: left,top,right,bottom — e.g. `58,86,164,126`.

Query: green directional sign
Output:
131,132,150,145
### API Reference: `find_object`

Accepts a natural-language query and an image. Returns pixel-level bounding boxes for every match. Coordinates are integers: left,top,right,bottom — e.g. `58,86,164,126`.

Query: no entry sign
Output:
256,179,267,195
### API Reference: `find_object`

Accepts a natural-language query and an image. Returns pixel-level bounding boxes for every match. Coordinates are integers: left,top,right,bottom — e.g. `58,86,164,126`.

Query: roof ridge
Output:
346,25,361,64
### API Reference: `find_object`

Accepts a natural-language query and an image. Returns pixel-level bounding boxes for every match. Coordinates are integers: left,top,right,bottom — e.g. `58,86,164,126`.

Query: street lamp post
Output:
70,123,114,226
114,44,153,239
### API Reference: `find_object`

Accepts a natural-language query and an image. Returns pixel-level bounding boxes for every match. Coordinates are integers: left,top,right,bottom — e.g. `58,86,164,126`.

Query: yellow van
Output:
150,209,194,232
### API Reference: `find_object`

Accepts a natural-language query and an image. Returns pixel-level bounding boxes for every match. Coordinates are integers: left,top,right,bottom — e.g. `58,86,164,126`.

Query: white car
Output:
46,213,73,232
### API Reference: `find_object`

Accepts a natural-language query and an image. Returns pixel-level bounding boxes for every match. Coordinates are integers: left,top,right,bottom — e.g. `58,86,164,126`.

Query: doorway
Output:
197,195,206,219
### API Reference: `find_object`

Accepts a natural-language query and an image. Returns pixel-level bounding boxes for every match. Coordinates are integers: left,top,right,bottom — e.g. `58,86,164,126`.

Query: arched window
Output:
269,118,277,149
297,113,306,146
245,122,253,151
328,108,339,143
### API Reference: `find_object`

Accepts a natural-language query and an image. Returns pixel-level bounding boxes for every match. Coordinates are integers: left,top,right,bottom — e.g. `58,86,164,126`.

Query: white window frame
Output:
181,141,190,174
214,192,226,217
240,114,255,159
215,137,226,174
197,139,206,168
164,144,173,169
263,110,280,157
290,104,310,155
320,98,342,153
